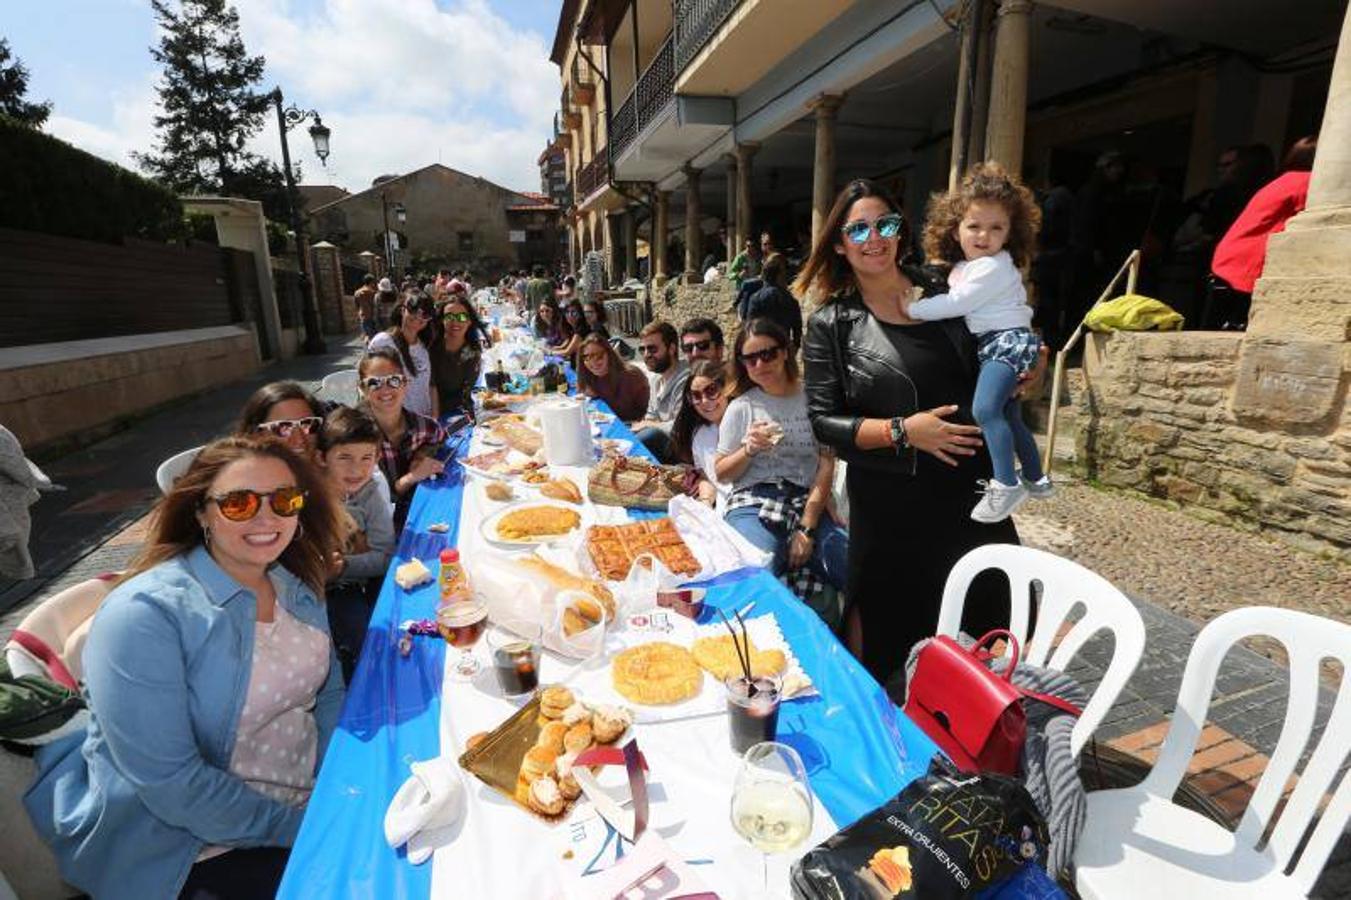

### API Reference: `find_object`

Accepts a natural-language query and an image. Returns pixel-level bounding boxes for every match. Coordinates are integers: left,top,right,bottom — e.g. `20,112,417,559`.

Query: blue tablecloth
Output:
279,406,937,899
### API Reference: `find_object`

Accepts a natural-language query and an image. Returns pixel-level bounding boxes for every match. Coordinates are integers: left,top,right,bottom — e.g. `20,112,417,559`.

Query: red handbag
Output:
905,629,1028,775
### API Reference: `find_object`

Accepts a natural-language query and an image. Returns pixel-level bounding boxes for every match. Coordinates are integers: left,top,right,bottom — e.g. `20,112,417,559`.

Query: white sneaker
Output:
1021,475,1055,499
971,480,1029,523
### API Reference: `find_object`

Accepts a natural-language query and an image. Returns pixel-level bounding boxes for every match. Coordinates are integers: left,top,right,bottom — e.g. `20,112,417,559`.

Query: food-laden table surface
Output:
278,399,939,900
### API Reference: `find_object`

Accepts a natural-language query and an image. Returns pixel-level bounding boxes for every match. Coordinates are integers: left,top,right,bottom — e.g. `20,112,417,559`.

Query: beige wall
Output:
1,327,261,452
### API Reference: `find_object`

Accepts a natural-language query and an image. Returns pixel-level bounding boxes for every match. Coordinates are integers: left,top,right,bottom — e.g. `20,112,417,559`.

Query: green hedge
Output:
0,115,184,243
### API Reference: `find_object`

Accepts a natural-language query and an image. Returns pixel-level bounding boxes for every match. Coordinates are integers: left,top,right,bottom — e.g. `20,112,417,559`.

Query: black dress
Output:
847,320,1018,686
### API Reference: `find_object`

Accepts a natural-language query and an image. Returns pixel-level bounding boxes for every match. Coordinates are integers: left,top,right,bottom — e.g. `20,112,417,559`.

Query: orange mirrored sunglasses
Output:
206,486,307,522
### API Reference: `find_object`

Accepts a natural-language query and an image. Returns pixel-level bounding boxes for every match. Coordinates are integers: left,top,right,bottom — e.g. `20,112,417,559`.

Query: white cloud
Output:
44,0,559,194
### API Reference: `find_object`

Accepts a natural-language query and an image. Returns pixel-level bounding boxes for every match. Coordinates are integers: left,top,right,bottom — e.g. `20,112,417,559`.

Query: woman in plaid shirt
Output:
357,347,446,533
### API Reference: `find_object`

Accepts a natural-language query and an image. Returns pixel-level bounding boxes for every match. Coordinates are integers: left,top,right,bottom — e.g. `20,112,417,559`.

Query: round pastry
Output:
520,745,559,783
691,634,788,682
539,685,575,719
611,642,702,705
537,721,568,754
563,722,593,755
561,701,592,728
466,731,491,752
527,775,566,817
555,752,582,800
592,704,634,744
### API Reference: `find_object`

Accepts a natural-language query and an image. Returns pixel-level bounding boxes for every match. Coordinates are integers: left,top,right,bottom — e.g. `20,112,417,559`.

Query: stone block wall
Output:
648,278,741,337
1078,330,1350,559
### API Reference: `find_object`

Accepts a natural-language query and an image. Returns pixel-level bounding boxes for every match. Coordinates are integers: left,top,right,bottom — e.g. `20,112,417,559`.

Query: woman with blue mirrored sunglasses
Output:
841,212,905,244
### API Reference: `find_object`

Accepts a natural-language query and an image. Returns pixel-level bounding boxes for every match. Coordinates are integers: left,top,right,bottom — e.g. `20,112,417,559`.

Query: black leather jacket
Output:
803,267,979,475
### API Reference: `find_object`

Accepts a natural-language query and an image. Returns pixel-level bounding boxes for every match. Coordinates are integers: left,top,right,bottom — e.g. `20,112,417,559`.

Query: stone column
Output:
735,142,758,256
683,164,703,283
966,0,994,168
623,208,638,282
723,153,738,251
653,189,670,280
809,95,844,249
948,0,986,187
309,241,345,334
1305,7,1351,214
984,0,1032,174
603,213,620,287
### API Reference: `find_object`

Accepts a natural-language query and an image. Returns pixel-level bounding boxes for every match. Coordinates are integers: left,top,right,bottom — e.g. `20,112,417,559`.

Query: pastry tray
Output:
458,695,543,816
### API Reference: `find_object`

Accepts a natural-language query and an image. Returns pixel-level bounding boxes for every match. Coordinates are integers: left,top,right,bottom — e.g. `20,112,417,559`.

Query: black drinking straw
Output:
717,608,753,685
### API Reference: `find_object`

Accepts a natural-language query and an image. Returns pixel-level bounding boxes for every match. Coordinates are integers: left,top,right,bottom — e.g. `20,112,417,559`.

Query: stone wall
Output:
1078,330,1350,559
648,278,741,337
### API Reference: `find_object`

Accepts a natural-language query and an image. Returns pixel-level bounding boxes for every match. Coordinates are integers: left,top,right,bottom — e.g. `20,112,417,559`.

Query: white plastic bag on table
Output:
464,553,613,661
666,495,770,577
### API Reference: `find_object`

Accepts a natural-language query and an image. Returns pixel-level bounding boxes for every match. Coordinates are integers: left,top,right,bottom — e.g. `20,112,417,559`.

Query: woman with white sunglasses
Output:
357,347,446,532
235,381,326,461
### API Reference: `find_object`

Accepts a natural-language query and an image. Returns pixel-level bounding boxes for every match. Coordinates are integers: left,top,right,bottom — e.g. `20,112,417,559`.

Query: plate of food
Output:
461,448,547,483
595,438,633,457
584,518,703,582
589,411,616,427
481,500,584,547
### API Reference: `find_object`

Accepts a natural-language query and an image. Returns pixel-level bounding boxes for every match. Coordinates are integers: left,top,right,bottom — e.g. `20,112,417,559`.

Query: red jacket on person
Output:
1210,171,1311,293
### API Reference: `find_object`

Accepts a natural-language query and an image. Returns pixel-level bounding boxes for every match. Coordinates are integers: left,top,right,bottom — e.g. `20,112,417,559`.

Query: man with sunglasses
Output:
678,317,724,365
632,321,690,462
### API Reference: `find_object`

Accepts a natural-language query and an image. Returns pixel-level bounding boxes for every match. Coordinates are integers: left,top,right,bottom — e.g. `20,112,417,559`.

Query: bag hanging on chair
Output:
905,630,1083,776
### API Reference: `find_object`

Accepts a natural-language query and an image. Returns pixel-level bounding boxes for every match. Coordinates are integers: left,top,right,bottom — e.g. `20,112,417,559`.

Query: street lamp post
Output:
380,192,407,275
271,87,331,354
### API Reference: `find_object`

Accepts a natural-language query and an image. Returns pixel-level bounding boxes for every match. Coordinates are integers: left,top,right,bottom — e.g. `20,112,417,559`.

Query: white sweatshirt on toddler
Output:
907,250,1032,335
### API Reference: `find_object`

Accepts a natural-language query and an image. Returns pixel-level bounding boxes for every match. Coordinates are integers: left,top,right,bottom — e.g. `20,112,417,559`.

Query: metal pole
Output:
381,191,392,276
273,89,326,354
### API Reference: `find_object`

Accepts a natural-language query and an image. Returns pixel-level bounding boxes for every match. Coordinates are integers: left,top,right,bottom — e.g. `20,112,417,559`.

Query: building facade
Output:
546,0,1348,555
305,164,562,278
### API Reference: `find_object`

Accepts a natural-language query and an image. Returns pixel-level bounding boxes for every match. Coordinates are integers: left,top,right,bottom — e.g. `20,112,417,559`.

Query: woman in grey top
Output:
716,318,848,617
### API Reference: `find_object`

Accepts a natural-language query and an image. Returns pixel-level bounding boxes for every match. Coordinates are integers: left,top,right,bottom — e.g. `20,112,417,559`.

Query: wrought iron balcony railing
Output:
576,146,609,202
608,34,674,162
674,0,745,73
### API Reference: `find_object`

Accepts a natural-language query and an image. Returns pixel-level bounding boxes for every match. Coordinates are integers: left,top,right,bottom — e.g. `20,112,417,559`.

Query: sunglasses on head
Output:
738,345,784,367
442,311,471,323
255,417,321,438
206,486,307,522
841,212,904,245
361,373,408,392
681,339,712,354
690,383,724,404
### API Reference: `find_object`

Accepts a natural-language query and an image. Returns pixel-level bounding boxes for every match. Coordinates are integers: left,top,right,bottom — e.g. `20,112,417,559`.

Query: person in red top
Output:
1207,136,1317,329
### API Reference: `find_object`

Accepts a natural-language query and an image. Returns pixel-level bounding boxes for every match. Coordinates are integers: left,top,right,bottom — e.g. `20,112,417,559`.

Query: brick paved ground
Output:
3,354,1348,896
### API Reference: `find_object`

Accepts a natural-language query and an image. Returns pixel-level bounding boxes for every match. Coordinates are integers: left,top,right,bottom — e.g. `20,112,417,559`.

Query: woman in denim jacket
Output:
25,436,346,899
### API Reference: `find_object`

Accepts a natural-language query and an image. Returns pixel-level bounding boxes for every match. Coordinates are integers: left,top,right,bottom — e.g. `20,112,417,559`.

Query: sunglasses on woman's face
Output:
254,417,321,438
361,373,408,392
582,350,607,363
841,212,904,245
443,311,471,323
738,346,784,367
690,384,724,404
206,486,307,522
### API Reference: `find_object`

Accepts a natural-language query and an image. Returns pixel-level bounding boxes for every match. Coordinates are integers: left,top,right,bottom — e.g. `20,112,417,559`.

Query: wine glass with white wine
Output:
730,741,814,899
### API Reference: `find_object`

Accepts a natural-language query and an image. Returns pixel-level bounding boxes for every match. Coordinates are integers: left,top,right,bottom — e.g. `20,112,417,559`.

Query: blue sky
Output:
6,0,563,192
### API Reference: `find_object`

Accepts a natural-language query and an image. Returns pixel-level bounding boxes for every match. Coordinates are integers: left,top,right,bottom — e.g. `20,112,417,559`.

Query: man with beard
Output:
631,321,689,462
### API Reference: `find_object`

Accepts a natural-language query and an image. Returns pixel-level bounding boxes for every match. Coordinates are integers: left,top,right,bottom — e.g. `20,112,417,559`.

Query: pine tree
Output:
0,38,52,127
136,0,293,220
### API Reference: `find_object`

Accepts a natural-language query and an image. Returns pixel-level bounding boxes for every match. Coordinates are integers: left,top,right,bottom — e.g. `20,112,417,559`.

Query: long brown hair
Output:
922,162,1041,268
670,359,729,464
792,178,911,304
575,332,627,396
121,437,344,596
235,381,323,435
730,318,798,399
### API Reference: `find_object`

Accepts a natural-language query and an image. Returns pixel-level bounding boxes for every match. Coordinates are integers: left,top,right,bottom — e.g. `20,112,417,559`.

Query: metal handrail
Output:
675,0,744,72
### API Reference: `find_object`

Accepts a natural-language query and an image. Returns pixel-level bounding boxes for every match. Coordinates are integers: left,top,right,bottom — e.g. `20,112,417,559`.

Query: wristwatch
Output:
797,524,817,540
888,416,908,453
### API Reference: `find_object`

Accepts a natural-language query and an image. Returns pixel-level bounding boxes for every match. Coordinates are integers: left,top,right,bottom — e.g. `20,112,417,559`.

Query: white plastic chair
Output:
936,543,1147,759
318,369,360,406
1074,607,1351,899
155,445,203,494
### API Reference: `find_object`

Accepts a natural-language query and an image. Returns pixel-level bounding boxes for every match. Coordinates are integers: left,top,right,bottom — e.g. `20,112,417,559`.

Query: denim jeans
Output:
724,488,849,592
972,359,1043,486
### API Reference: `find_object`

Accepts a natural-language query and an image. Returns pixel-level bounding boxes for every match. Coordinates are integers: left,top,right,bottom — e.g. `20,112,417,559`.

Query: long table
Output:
279,406,938,899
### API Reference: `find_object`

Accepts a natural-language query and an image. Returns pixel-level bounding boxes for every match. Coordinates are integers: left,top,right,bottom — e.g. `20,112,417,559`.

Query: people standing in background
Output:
525,265,554,316
1031,164,1075,352
1207,136,1316,330
632,321,690,462
742,253,803,349
353,274,378,343
376,277,398,327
